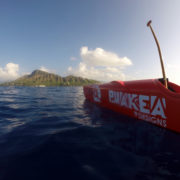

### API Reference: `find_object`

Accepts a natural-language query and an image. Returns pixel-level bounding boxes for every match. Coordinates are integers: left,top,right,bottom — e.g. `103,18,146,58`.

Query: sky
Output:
0,0,180,84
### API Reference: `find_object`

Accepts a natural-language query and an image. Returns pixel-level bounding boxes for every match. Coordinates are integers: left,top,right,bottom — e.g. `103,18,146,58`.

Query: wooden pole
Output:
147,20,168,89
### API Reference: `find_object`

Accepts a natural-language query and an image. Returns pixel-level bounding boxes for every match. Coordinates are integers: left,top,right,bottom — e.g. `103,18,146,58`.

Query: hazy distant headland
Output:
0,70,99,87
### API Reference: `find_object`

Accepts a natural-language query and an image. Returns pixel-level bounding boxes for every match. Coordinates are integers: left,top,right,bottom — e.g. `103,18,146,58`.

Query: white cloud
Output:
68,67,73,71
167,63,179,69
39,66,56,73
0,63,19,82
166,63,180,84
80,46,132,67
68,47,132,81
70,56,77,61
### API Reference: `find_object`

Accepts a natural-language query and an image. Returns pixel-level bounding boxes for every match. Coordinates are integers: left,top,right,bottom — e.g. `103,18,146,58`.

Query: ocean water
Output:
0,86,180,180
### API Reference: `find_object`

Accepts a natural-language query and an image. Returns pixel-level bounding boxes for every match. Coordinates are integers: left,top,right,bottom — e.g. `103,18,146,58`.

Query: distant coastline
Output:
0,70,100,87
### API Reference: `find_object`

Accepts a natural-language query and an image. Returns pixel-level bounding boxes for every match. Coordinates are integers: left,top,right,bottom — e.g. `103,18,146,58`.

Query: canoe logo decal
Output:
108,90,167,127
93,85,101,102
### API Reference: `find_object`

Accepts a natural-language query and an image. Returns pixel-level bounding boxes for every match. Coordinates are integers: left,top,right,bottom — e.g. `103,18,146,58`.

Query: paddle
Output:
147,20,168,89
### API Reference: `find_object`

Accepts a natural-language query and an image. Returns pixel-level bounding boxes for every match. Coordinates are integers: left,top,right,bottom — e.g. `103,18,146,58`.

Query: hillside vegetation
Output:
0,70,99,86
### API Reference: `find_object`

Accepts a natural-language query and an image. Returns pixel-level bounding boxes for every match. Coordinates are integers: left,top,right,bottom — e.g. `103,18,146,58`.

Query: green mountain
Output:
0,70,99,86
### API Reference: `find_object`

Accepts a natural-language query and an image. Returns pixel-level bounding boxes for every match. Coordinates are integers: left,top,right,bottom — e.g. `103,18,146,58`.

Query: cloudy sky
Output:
0,0,180,83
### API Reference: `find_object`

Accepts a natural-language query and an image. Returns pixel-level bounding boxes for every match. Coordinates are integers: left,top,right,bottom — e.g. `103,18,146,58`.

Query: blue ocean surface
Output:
0,86,180,180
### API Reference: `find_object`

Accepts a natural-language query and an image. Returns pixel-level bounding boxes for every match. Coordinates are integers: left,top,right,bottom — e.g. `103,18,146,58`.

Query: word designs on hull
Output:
108,90,167,127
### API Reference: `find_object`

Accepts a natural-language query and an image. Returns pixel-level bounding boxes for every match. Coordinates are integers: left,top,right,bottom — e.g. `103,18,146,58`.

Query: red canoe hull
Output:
83,79,180,133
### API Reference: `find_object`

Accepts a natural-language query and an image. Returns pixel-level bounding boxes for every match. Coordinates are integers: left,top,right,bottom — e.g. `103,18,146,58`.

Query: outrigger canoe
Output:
83,79,180,133
83,21,180,133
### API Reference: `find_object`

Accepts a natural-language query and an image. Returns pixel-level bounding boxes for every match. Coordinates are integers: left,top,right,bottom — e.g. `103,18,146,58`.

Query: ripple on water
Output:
0,86,180,180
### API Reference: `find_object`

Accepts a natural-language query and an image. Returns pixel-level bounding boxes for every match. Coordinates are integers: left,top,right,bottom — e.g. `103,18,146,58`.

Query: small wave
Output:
0,86,180,180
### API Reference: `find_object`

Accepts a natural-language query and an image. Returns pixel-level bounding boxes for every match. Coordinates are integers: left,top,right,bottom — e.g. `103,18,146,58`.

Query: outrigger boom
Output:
147,20,168,89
